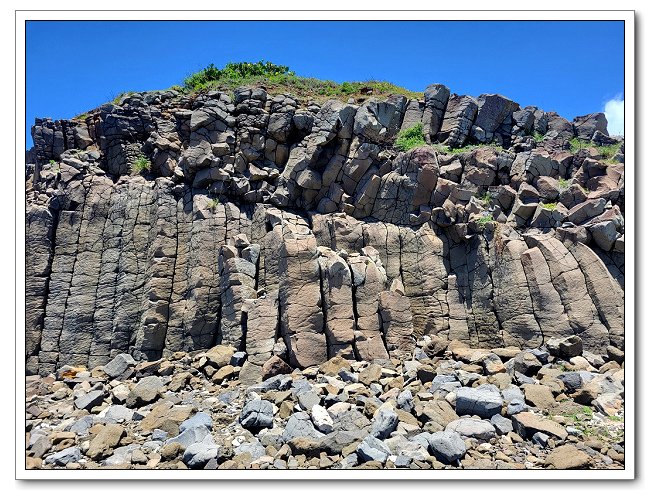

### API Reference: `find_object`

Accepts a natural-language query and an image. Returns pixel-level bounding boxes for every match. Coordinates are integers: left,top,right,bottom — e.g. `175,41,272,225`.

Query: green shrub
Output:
569,137,590,152
184,61,294,91
569,137,620,162
558,178,571,190
394,123,427,152
596,143,621,163
533,131,545,142
542,202,557,210
477,214,494,229
179,61,421,102
207,197,220,210
130,155,151,175
479,192,493,205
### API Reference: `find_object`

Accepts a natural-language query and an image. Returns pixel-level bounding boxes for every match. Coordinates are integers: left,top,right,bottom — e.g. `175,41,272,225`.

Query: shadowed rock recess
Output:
25,84,624,380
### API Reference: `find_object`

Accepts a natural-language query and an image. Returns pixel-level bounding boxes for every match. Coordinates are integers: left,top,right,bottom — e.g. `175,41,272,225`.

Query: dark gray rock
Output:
102,353,136,379
126,376,164,407
490,414,514,435
282,412,323,442
573,112,608,141
356,435,391,463
240,399,274,430
74,390,105,411
180,412,213,432
370,404,399,439
427,431,467,464
44,446,82,466
455,385,503,418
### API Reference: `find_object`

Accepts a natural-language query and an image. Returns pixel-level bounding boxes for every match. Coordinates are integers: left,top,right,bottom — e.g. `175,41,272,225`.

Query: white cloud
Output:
604,95,624,136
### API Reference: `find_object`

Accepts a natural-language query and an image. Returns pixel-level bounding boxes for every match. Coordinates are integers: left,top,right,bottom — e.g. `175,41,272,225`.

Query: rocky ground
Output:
25,334,624,471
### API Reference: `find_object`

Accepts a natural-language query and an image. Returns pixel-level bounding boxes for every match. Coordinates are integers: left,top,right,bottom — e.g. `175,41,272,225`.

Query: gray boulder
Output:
490,414,514,435
573,112,608,141
455,385,503,418
240,399,274,430
126,376,164,408
427,431,467,464
446,418,497,440
183,438,220,469
102,353,136,379
44,446,82,466
356,435,391,463
180,412,213,432
74,390,105,411
370,403,399,439
282,412,323,442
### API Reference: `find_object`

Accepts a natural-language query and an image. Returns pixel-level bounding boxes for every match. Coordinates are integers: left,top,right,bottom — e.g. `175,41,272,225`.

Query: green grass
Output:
477,214,494,229
112,91,135,105
533,131,545,142
74,112,89,121
569,137,621,164
563,405,594,423
179,61,422,102
595,143,621,163
207,197,220,210
479,192,493,205
558,178,571,190
569,137,590,153
542,202,557,210
48,159,60,173
130,155,151,175
394,123,427,151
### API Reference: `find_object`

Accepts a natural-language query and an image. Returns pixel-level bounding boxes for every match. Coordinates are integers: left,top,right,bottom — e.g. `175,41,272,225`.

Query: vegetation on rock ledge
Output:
181,61,421,102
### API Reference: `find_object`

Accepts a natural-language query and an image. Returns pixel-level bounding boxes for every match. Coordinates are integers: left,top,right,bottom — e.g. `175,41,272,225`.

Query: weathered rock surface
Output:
24,78,625,471
25,82,624,373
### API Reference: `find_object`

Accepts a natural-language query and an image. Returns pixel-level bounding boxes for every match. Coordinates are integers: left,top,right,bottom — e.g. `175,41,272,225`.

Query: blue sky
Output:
25,20,625,147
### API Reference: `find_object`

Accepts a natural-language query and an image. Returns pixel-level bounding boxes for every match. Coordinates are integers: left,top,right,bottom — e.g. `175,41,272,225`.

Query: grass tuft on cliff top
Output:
181,61,422,102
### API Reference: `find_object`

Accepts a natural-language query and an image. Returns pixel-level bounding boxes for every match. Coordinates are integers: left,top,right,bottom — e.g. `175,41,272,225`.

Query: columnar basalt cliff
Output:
25,83,625,382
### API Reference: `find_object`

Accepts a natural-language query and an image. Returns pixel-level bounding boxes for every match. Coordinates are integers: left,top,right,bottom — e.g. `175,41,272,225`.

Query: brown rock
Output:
545,444,590,469
212,364,236,384
49,431,76,445
140,401,193,436
160,442,184,461
423,336,449,357
512,412,568,440
86,424,125,460
204,345,236,368
26,456,42,469
415,400,459,431
320,357,351,377
358,364,383,386
523,384,556,410
279,401,294,419
262,355,292,380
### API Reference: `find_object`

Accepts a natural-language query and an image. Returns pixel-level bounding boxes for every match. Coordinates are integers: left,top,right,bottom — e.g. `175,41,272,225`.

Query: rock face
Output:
25,81,624,377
